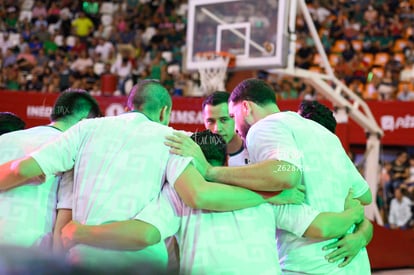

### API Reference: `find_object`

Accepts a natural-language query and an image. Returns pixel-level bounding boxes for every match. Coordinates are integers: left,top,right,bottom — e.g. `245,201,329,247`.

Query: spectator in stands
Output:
342,40,356,62
59,10,72,38
69,37,87,56
308,0,331,28
71,11,94,41
278,80,298,100
5,7,18,33
82,66,99,92
364,5,378,25
403,41,414,64
386,54,404,82
329,14,344,40
149,51,167,81
25,73,43,91
397,83,414,101
35,49,49,68
377,70,397,100
350,52,370,84
378,29,394,53
111,50,133,95
34,15,48,31
388,187,413,229
28,36,43,55
390,14,403,39
0,33,13,56
349,79,364,98
295,36,314,70
82,0,100,27
343,17,360,40
385,152,410,203
43,34,59,56
401,156,414,197
31,1,47,24
2,48,17,68
47,2,61,25
36,25,51,45
0,112,25,135
399,62,414,82
94,37,114,63
334,55,353,84
17,47,37,71
21,24,33,42
70,49,93,79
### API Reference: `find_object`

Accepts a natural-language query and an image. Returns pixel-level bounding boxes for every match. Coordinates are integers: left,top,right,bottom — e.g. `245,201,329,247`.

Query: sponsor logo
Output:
381,115,414,131
26,106,53,118
170,110,203,124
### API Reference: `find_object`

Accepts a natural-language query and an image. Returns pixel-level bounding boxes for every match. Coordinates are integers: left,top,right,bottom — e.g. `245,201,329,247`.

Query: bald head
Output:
127,80,172,125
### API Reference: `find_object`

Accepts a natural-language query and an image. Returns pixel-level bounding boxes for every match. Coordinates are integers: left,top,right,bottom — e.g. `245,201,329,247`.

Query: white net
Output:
195,53,230,95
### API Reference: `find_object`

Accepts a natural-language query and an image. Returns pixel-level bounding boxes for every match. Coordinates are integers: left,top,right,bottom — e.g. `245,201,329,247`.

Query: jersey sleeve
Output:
165,154,193,187
57,170,74,210
247,118,302,170
274,203,320,237
134,185,181,240
344,157,370,198
30,122,85,176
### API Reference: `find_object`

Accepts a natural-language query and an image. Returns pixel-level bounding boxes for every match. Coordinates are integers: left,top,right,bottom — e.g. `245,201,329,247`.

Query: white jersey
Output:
136,171,319,275
30,112,192,272
246,111,371,275
0,126,61,247
228,144,250,166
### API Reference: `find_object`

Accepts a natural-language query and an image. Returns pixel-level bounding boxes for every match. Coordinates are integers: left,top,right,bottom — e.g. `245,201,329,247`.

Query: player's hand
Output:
266,185,305,205
165,131,211,177
344,189,364,224
322,233,365,268
61,220,83,250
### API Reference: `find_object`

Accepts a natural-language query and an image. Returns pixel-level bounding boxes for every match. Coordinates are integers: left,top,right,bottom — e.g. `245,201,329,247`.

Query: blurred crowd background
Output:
1,0,414,101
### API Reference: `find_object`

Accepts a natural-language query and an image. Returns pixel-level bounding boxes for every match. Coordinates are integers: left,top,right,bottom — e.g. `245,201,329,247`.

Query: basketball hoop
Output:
195,51,236,95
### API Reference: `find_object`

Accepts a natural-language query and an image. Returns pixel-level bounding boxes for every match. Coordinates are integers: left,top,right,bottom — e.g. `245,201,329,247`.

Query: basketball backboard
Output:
185,0,290,71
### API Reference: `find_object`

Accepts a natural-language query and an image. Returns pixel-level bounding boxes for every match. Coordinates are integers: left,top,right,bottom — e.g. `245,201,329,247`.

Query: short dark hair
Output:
191,130,226,166
230,78,276,106
127,80,172,113
0,112,25,135
201,91,229,110
298,100,337,134
51,89,101,121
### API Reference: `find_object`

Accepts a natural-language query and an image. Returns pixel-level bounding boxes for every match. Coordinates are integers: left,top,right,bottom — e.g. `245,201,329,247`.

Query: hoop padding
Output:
195,52,235,94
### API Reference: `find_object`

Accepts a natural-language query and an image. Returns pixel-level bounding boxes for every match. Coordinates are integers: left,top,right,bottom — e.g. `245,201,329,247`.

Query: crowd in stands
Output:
0,0,414,100
0,0,188,95
293,0,414,101
378,151,414,229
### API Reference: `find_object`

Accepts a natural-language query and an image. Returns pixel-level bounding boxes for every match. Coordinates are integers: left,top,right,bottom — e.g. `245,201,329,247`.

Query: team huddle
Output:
0,79,372,274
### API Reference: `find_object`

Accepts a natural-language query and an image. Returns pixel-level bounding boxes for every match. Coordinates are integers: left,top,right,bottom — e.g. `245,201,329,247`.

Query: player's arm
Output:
1,123,84,191
174,164,279,211
355,189,372,205
205,160,301,191
322,218,373,268
53,209,72,253
165,132,301,191
0,157,44,191
60,188,179,252
303,209,364,239
60,220,161,251
304,191,365,239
